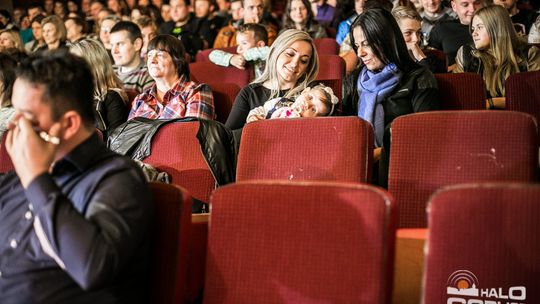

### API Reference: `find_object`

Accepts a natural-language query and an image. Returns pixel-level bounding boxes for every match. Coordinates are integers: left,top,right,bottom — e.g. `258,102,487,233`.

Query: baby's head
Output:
235,23,268,55
293,84,339,117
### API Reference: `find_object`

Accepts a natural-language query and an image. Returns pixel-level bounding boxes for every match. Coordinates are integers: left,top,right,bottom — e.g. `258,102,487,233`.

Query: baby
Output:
246,84,339,123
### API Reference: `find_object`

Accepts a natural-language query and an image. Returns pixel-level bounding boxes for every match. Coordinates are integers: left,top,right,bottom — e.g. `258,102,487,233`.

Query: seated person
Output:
392,5,448,73
129,35,215,120
158,0,211,59
280,0,327,39
213,0,278,48
110,21,155,95
209,23,269,78
70,38,130,136
493,0,538,34
0,51,152,303
428,0,484,67
0,52,22,139
420,0,457,42
246,84,338,122
455,5,540,103
528,14,540,43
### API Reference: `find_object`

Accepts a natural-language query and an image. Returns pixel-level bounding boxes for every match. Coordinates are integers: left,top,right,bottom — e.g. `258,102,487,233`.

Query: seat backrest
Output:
195,46,237,62
315,54,345,103
204,181,396,304
422,183,540,304
125,88,140,108
388,110,538,228
434,73,486,110
0,134,14,173
236,116,373,183
189,61,252,88
142,121,216,203
314,38,339,55
207,82,241,124
424,48,448,73
505,70,540,141
148,183,192,304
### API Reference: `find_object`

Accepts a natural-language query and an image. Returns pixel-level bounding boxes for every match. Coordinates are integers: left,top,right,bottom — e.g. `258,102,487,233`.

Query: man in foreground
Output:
0,51,152,303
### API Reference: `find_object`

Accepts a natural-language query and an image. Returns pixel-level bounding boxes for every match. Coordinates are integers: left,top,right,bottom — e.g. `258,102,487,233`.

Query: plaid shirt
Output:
129,75,215,120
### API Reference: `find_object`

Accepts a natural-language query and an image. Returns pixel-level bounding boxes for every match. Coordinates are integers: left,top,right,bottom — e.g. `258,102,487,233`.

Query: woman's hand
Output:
247,114,264,123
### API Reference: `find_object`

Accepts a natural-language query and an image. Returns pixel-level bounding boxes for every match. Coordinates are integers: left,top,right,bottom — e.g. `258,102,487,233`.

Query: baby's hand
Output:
229,54,246,69
247,114,264,123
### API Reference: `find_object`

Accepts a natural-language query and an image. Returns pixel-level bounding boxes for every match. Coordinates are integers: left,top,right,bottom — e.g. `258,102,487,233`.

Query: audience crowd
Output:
0,0,539,301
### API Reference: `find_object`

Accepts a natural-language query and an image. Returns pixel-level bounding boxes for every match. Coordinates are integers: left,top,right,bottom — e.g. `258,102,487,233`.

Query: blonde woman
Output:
225,29,319,130
0,29,25,52
40,15,68,51
70,38,129,135
455,5,540,98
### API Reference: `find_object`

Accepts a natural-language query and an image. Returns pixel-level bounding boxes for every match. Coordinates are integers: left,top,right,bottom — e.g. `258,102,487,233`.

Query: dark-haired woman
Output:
342,8,439,187
281,0,327,39
129,34,215,120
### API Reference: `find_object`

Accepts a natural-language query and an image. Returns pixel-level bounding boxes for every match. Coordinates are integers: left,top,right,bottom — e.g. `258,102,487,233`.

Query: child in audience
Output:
209,23,269,78
246,84,339,122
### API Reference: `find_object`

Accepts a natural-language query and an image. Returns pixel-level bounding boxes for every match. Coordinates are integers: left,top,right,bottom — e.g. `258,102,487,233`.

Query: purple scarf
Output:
357,63,401,147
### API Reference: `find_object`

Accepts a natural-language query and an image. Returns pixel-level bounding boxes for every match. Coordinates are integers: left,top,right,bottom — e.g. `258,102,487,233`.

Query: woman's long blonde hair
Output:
253,29,319,99
471,5,529,97
70,38,127,103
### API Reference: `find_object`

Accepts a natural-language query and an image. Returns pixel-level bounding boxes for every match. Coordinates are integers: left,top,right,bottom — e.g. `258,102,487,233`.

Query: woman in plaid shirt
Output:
129,35,215,120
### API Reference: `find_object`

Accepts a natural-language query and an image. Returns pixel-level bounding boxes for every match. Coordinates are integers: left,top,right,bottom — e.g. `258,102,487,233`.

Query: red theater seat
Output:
423,183,540,303
204,181,396,304
237,117,373,183
389,111,538,228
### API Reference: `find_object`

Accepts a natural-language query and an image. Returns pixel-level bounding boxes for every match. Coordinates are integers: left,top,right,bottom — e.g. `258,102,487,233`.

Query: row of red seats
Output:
150,180,540,303
140,110,539,229
1,111,538,227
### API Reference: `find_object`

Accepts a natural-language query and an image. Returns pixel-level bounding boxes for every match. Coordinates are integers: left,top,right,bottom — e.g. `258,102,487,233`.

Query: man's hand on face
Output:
407,42,427,62
5,114,63,188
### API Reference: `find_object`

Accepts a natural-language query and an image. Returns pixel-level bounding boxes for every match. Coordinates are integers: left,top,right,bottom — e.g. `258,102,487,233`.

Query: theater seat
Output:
237,117,373,183
388,110,538,228
505,70,540,142
423,183,540,303
434,73,486,110
207,82,241,124
148,183,192,304
189,61,252,88
204,181,396,304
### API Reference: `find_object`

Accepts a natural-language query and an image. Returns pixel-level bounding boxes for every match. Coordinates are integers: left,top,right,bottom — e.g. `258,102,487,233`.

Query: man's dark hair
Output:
31,14,46,25
0,9,12,22
110,20,143,42
28,2,45,11
16,51,95,127
148,35,190,79
238,23,268,45
65,16,89,34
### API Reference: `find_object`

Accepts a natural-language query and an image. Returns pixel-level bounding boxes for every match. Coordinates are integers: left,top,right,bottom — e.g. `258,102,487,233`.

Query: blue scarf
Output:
357,63,401,147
